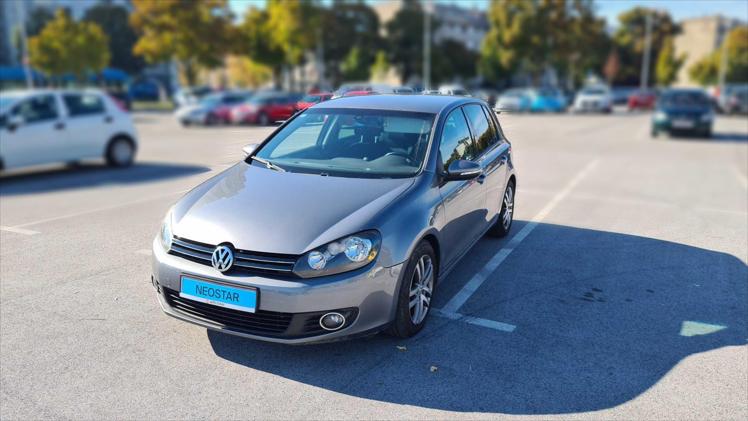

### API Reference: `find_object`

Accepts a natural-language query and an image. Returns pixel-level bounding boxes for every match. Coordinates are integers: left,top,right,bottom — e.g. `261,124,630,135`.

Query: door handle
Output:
54,122,65,130
104,115,113,123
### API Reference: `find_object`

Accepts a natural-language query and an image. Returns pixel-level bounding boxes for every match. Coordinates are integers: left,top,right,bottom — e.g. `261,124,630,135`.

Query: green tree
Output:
612,8,679,85
320,0,382,86
234,7,285,88
28,9,110,82
370,50,390,82
689,26,748,85
267,0,318,66
432,39,478,85
130,0,233,86
341,46,370,81
480,0,608,87
655,36,685,86
83,2,144,75
385,0,427,84
25,7,55,37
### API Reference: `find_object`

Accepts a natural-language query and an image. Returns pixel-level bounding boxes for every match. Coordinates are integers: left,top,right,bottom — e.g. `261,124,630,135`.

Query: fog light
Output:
319,312,346,331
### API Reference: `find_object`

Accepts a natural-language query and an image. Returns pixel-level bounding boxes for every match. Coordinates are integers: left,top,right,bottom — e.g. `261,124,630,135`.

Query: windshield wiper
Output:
252,156,286,172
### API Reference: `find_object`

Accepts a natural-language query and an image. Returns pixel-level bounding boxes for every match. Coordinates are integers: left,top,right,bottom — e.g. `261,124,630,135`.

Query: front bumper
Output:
653,119,712,134
151,238,404,344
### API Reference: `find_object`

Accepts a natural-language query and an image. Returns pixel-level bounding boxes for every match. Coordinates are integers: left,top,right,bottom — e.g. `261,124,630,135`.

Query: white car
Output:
438,84,470,96
573,86,613,113
0,89,138,171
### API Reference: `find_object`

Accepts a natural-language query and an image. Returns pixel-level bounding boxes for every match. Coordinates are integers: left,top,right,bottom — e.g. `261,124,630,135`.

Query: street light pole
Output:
13,0,33,89
718,28,728,95
640,11,653,90
423,5,431,91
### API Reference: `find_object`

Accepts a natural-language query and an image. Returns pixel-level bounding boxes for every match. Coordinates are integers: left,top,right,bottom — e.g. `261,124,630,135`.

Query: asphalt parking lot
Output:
1,111,747,419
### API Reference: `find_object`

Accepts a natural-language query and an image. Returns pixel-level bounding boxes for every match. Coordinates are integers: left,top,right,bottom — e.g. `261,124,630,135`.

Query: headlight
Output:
294,230,381,278
700,112,714,122
160,210,173,252
654,111,668,121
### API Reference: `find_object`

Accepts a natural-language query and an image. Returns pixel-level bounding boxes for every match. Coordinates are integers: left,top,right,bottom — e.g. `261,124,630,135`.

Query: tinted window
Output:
463,104,497,154
63,93,105,116
10,95,59,123
439,108,474,170
662,91,709,107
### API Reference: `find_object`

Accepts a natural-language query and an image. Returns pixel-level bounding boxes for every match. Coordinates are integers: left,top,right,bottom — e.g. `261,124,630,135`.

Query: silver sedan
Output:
151,94,517,344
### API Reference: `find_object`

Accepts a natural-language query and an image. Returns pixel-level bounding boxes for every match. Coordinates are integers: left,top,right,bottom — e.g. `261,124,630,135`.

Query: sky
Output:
228,0,748,26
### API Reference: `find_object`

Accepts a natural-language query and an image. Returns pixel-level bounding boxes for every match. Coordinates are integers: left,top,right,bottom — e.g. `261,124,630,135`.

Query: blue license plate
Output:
180,276,257,313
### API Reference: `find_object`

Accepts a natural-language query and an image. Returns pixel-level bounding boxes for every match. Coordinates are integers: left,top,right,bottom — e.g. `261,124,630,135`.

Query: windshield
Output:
582,88,607,95
301,95,321,103
662,91,709,107
0,95,21,112
199,93,222,107
253,108,436,178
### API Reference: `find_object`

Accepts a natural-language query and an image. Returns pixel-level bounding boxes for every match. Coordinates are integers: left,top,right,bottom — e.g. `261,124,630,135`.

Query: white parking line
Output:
0,226,40,236
11,189,189,229
440,159,600,315
434,310,516,332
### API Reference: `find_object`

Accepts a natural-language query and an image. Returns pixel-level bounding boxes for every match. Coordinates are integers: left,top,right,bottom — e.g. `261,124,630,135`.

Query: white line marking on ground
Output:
732,166,748,190
135,249,152,256
434,310,516,332
440,159,600,315
0,226,40,235
12,189,189,229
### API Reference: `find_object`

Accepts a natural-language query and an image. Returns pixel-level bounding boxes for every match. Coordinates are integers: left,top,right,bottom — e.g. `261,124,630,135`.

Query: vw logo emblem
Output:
211,245,234,272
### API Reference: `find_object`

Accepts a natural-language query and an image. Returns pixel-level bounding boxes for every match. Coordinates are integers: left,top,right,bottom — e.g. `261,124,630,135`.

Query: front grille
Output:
163,287,358,338
169,236,298,277
164,287,293,335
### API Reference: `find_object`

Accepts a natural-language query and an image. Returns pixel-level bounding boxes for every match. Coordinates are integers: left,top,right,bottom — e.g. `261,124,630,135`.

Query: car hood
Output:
172,163,414,255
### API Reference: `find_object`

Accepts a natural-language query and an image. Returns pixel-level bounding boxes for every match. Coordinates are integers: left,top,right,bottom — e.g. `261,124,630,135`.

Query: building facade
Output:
674,15,742,87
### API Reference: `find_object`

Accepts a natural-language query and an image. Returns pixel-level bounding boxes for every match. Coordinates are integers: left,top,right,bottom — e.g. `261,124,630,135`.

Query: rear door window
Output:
63,93,105,117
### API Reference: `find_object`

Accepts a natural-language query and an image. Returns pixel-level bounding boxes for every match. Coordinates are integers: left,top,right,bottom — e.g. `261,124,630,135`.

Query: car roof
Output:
314,94,477,114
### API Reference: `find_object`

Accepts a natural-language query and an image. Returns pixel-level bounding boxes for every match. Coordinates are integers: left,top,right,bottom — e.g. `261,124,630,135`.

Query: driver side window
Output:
439,108,475,171
10,95,59,124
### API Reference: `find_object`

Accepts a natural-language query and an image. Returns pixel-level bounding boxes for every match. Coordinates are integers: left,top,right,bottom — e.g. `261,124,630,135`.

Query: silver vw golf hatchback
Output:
152,95,517,344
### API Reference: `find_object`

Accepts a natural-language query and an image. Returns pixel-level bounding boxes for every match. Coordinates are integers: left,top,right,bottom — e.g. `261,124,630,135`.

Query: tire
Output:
651,129,659,138
258,112,270,126
488,180,515,238
105,136,135,167
387,241,436,338
206,113,219,126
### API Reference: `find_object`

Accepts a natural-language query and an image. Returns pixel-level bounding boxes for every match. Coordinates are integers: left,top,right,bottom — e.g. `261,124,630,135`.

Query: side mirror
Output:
7,115,23,131
242,143,260,157
444,160,482,181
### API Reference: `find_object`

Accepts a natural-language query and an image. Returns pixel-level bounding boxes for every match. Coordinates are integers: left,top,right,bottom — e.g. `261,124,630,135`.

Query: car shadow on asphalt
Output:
662,132,748,143
0,162,210,196
206,222,747,414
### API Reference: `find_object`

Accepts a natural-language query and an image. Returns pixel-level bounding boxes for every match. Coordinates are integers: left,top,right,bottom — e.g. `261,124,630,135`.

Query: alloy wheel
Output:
408,255,434,325
502,185,514,230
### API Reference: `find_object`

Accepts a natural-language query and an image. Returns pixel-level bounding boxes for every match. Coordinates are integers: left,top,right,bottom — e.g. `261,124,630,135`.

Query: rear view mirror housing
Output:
444,160,482,181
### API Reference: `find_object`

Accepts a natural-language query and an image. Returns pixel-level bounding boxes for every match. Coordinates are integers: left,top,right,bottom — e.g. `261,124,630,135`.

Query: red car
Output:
230,93,301,125
295,92,333,111
628,90,657,110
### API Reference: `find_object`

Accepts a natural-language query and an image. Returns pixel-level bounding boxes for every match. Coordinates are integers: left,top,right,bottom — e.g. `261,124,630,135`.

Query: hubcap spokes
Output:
408,255,434,325
502,186,514,229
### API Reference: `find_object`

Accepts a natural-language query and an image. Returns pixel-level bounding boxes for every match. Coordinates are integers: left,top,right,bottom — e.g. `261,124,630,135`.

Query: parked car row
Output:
175,91,312,127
